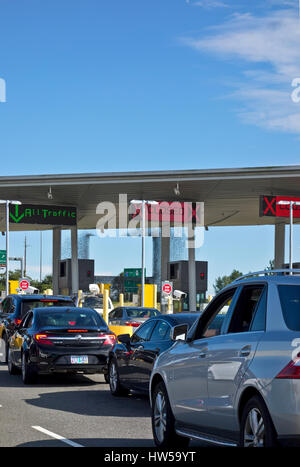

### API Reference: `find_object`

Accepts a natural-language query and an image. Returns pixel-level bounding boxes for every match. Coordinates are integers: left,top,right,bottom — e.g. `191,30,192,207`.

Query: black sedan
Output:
0,294,75,363
7,306,116,384
107,313,199,396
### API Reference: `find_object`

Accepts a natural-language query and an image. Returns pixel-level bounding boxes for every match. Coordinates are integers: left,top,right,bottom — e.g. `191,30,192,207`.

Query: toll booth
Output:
58,259,94,294
168,260,208,311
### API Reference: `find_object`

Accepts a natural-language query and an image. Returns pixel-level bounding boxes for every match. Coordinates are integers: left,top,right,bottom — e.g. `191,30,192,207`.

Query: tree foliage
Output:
213,269,243,294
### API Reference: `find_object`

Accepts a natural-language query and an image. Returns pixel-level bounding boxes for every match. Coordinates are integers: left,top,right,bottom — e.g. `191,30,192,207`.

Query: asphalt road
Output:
0,363,155,447
0,363,210,448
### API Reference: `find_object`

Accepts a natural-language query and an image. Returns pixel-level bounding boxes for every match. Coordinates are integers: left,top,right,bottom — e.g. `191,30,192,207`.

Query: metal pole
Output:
40,231,43,282
141,200,145,307
290,201,293,274
20,257,24,279
5,201,9,296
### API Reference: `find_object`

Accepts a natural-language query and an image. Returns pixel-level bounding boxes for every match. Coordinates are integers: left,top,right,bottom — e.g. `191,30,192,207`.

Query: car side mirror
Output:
171,324,188,341
117,333,131,345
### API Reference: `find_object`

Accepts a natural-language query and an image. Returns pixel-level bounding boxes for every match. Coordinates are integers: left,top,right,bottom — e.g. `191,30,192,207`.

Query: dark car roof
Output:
8,294,73,302
32,306,96,314
148,313,200,326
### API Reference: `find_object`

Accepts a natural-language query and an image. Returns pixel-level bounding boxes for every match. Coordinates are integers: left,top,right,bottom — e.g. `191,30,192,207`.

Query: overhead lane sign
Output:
260,195,300,218
9,204,77,226
129,201,201,225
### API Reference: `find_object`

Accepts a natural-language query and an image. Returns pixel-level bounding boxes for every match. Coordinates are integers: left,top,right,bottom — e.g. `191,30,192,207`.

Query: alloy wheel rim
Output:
244,408,265,447
154,391,167,443
110,363,118,392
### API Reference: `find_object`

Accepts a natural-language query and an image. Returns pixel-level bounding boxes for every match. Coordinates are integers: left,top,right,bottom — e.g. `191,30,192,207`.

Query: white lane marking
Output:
32,426,84,447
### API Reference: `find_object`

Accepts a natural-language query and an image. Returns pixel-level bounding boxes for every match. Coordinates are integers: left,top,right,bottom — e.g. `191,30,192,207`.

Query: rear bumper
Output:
34,362,105,374
29,346,111,375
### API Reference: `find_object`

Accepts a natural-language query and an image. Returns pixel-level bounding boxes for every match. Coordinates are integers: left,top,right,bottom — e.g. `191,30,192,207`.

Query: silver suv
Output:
150,270,300,447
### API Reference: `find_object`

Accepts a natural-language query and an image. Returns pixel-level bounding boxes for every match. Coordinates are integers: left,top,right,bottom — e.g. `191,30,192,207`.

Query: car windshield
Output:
82,296,103,308
21,299,74,317
36,309,107,329
278,285,300,331
126,308,160,318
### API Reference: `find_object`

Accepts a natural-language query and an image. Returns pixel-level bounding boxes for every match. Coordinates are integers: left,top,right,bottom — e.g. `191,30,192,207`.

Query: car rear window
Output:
278,285,300,331
36,309,107,329
82,296,103,308
126,308,160,318
21,300,74,317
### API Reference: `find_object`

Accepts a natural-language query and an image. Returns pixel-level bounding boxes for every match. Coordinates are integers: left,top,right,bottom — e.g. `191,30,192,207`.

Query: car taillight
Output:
124,321,140,328
34,333,54,346
99,334,117,345
276,356,300,379
13,318,22,326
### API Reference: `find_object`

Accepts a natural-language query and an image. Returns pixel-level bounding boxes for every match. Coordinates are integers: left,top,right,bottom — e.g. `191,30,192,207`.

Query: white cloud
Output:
183,9,300,134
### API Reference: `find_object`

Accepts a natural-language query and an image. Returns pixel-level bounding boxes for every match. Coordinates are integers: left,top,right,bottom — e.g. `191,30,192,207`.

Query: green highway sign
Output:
0,250,6,267
123,268,145,293
9,204,77,226
124,268,142,278
124,279,140,293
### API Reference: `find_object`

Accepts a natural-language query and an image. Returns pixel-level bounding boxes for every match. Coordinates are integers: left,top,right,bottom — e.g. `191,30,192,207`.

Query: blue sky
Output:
0,0,300,293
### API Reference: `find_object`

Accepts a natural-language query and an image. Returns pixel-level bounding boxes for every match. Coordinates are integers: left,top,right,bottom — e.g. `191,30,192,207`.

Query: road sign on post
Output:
124,268,145,293
0,250,6,268
161,281,173,314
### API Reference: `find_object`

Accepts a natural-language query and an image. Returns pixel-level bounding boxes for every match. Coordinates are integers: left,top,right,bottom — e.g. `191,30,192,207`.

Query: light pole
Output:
277,200,300,273
130,199,158,306
0,200,22,295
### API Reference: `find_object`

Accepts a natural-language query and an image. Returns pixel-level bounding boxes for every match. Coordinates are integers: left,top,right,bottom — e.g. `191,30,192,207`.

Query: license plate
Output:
71,356,88,364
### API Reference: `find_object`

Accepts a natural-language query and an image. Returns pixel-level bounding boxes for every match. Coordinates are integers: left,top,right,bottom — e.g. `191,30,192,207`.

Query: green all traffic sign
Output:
9,204,77,226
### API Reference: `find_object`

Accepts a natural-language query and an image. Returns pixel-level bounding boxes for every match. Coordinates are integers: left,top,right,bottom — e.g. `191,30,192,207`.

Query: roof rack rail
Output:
233,269,300,282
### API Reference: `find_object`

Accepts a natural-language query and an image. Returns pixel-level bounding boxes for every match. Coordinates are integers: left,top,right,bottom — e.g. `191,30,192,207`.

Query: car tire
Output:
151,381,190,448
7,347,19,375
103,371,109,384
108,359,128,396
239,395,277,447
21,352,37,384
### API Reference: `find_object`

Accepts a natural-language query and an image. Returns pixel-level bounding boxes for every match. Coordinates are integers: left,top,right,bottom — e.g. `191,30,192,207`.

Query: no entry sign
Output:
19,279,30,290
163,284,172,294
162,281,173,295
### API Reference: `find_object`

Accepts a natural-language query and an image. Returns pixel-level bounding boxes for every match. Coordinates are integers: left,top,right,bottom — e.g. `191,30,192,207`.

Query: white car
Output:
82,294,113,316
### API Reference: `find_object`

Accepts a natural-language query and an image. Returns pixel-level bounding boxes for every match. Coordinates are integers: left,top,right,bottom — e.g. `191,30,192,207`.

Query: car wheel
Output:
21,352,36,384
240,395,277,447
151,381,190,448
7,347,19,375
108,359,128,396
103,371,109,384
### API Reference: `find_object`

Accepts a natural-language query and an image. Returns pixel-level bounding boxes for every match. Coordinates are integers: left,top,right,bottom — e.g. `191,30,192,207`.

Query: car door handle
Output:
199,348,208,358
135,345,144,351
239,345,251,357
